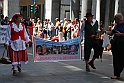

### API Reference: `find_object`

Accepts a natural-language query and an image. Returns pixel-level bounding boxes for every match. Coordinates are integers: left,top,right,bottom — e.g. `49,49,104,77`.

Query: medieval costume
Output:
5,14,30,76
80,13,103,72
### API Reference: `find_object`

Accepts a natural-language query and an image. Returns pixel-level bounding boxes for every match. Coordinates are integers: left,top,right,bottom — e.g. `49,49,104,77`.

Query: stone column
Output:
51,0,61,24
81,0,88,19
3,0,8,17
117,0,124,16
104,0,110,30
92,0,97,19
70,0,80,21
114,0,119,15
8,0,19,18
118,0,122,13
40,4,43,21
44,0,52,20
45,0,60,24
96,0,100,23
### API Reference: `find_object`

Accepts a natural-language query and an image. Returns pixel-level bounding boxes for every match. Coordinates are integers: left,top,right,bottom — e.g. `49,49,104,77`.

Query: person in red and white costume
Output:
5,13,31,76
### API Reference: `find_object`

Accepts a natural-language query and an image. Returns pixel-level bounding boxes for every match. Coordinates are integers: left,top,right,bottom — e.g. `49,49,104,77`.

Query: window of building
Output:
20,6,27,19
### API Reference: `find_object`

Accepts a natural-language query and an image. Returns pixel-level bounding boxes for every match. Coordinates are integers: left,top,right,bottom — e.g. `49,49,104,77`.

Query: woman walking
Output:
5,13,30,76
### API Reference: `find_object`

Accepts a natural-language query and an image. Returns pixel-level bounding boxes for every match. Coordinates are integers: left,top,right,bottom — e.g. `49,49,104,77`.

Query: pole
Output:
81,0,88,19
114,0,119,15
92,0,97,19
96,0,100,23
33,2,36,18
104,0,110,30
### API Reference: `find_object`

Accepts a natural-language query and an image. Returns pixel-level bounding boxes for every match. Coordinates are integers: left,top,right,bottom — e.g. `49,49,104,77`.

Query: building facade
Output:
59,0,124,29
20,0,44,19
44,0,118,27
1,0,44,20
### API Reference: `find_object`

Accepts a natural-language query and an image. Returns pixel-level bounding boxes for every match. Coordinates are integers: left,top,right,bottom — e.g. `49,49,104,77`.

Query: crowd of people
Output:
0,12,124,79
0,14,83,42
32,17,81,42
0,13,82,76
0,13,96,43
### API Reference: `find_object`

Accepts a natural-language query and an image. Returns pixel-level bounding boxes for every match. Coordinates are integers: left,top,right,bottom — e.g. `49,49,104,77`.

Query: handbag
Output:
0,49,11,64
102,33,111,47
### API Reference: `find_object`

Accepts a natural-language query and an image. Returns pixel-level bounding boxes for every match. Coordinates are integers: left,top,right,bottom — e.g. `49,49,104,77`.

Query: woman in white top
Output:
5,13,30,76
35,19,42,32
48,21,54,40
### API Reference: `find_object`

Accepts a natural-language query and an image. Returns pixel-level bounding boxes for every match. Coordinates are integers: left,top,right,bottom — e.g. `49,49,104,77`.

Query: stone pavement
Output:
0,45,124,83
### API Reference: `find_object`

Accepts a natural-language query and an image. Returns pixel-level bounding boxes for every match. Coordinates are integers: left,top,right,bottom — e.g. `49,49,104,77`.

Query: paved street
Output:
0,44,124,83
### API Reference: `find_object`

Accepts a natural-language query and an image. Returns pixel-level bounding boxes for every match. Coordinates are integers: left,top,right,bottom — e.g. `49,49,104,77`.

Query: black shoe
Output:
17,65,21,72
86,66,90,72
13,70,17,76
88,61,96,69
17,66,21,72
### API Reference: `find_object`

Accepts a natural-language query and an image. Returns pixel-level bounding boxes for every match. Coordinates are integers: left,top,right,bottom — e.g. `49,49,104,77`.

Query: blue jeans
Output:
48,30,52,40
55,28,59,36
67,31,71,39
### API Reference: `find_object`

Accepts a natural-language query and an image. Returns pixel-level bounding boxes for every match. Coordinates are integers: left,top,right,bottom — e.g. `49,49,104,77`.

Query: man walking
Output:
106,13,124,79
80,13,101,72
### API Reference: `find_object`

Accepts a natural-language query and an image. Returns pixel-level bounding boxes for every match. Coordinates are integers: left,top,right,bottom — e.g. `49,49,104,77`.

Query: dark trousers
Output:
111,41,124,77
64,32,67,41
84,38,101,61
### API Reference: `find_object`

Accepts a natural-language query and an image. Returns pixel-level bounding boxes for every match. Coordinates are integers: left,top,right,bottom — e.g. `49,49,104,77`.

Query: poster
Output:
0,25,8,44
33,37,82,62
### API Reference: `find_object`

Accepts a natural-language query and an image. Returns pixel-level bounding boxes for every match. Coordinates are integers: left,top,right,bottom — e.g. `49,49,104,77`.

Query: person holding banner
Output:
5,13,30,76
80,13,102,72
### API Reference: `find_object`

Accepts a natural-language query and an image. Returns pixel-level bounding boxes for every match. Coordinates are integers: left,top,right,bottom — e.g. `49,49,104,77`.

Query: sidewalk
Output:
0,45,124,83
